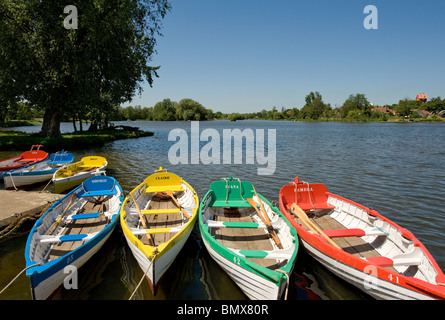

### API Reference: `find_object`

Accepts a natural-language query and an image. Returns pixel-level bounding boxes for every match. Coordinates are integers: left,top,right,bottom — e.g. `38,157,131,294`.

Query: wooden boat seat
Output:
71,212,101,220
39,233,97,244
211,199,252,208
236,249,290,260
142,208,181,215
130,226,182,235
206,220,264,229
144,185,184,193
366,255,423,267
323,228,387,238
80,190,116,197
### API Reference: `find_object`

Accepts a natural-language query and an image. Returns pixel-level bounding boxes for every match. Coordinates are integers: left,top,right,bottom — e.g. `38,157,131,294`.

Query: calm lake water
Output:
1,120,444,300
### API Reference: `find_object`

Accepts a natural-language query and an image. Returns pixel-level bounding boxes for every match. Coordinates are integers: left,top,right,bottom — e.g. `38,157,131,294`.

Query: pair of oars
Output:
247,185,283,249
288,203,342,250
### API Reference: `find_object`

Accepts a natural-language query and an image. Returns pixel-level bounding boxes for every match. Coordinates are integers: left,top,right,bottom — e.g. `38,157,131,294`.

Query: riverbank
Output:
0,190,62,241
0,126,154,151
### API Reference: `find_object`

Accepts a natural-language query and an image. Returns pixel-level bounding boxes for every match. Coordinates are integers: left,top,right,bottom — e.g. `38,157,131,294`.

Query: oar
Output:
247,197,283,249
164,190,191,219
130,193,155,246
50,192,77,235
251,185,284,248
289,203,342,250
130,193,147,229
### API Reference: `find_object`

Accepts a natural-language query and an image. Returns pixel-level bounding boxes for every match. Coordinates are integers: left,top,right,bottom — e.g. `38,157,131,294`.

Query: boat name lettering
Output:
225,185,239,189
155,176,170,180
91,179,107,183
297,187,313,192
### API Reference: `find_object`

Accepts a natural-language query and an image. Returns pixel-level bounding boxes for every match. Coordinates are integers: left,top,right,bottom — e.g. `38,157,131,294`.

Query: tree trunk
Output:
72,116,77,132
40,107,62,137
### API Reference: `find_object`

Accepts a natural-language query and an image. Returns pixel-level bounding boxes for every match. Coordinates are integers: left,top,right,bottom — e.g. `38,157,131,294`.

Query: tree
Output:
153,99,177,121
300,92,330,120
0,0,170,137
424,97,445,113
396,98,422,118
340,94,371,119
175,98,210,121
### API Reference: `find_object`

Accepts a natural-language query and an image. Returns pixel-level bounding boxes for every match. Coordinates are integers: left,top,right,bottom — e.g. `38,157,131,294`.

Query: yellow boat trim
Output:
120,178,199,261
144,228,172,234
141,208,181,215
144,185,185,193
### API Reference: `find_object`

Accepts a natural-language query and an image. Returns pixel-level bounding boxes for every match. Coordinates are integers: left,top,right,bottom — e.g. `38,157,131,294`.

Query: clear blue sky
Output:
126,0,445,113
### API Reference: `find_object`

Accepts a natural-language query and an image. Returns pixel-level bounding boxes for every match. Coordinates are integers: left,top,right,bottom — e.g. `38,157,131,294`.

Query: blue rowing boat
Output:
25,176,123,300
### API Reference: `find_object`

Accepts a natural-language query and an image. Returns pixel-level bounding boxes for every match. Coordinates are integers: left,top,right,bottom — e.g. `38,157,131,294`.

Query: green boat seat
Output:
206,221,262,229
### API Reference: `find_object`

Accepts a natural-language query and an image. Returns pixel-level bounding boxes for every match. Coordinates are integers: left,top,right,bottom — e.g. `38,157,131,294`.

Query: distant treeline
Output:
2,93,445,129
110,93,445,122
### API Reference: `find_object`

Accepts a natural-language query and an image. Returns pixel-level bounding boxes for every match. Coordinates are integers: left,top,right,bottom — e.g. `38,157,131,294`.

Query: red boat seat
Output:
323,228,366,238
281,178,335,211
366,256,394,267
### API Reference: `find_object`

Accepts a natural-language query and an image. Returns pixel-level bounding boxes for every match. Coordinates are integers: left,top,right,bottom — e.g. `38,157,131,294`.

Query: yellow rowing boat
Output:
52,156,107,194
120,167,199,296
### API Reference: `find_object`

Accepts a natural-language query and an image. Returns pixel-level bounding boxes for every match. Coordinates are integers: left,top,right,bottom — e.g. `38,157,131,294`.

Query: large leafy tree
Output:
300,91,331,120
0,0,170,136
340,93,371,119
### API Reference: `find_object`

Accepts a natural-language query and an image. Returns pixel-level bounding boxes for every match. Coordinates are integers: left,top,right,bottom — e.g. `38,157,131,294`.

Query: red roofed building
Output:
416,93,428,102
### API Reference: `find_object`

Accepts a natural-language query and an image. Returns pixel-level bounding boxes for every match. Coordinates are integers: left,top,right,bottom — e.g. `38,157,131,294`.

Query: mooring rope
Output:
128,253,157,300
7,172,18,191
0,263,40,296
276,269,290,300
39,178,53,193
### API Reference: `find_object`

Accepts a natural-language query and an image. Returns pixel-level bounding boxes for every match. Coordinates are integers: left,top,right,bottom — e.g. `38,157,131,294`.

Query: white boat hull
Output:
4,171,54,189
30,230,114,300
123,225,193,293
201,237,282,300
301,238,434,300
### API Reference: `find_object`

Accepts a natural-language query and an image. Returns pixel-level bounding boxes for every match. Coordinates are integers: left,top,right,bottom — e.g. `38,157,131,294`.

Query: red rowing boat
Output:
0,145,48,173
279,176,445,300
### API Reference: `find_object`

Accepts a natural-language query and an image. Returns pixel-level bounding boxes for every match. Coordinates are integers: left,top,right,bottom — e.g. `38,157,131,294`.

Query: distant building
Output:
416,93,428,103
371,105,398,116
413,109,431,117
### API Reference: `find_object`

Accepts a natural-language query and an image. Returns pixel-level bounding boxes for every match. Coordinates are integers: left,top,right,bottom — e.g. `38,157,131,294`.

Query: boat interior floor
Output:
210,208,286,270
295,211,397,272
48,199,110,261
140,195,183,246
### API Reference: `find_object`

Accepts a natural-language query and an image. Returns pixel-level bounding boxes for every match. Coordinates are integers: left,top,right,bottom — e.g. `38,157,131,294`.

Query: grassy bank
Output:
0,127,154,151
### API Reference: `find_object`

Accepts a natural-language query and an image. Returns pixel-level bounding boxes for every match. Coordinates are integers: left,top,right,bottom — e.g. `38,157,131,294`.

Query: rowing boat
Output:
199,175,298,300
3,151,74,190
0,145,48,175
3,151,73,190
25,176,123,300
52,156,107,194
120,167,199,295
279,176,445,300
